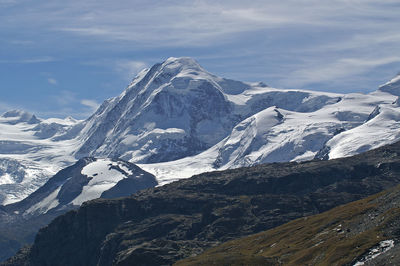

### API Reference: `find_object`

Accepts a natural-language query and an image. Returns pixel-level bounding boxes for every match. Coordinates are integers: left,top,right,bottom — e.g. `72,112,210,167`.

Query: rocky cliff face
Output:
5,140,400,266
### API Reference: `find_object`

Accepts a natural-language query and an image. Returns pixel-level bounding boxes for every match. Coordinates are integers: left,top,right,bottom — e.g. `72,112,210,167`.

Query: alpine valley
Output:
1,57,400,262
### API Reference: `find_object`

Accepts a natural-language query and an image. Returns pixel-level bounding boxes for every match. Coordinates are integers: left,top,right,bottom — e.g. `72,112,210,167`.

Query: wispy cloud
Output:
0,0,16,7
0,56,55,64
52,90,77,107
81,58,148,81
0,101,14,113
3,1,400,54
0,1,387,45
47,78,58,85
47,91,99,119
9,40,34,45
281,56,400,91
1,0,400,113
47,1,399,46
20,56,55,63
80,99,99,113
30,0,398,90
115,60,147,80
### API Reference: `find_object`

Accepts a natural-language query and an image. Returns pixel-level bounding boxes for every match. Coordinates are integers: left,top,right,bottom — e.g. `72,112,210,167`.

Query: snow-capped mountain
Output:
75,57,243,162
1,57,400,204
74,57,342,164
5,157,157,217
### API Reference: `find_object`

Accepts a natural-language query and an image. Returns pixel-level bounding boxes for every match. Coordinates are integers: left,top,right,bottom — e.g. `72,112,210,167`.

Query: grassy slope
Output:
177,185,400,266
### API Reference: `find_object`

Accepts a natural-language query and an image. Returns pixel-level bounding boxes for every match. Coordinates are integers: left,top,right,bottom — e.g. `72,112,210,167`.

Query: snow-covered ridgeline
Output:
14,158,157,217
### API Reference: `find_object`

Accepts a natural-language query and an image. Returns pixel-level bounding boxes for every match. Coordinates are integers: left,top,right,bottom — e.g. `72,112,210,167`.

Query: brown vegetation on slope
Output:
177,185,400,265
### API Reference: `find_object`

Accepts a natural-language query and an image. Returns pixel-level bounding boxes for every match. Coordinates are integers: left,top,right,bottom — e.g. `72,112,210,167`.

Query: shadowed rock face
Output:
4,140,400,266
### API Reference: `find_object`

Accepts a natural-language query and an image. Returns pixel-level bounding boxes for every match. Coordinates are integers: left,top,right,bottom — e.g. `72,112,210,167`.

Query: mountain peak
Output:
160,57,205,75
378,72,400,96
164,56,201,66
126,57,208,93
2,109,31,118
63,116,79,124
1,109,40,124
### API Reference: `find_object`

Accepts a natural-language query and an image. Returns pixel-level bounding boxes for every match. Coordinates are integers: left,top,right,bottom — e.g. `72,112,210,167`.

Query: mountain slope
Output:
177,184,400,266
5,140,400,266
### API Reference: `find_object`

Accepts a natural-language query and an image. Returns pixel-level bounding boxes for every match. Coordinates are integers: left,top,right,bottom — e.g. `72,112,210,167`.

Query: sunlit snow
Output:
72,159,129,205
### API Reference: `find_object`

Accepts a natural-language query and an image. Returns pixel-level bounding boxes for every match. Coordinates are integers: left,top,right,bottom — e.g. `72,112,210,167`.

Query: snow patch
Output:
0,173,15,185
353,240,395,265
72,159,129,205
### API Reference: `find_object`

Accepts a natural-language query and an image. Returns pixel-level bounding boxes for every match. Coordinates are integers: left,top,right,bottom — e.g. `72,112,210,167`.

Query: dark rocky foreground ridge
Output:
177,184,400,265
5,140,400,265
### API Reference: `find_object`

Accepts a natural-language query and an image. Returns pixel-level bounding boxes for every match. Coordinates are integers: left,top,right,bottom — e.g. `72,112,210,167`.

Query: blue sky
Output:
1,0,400,119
